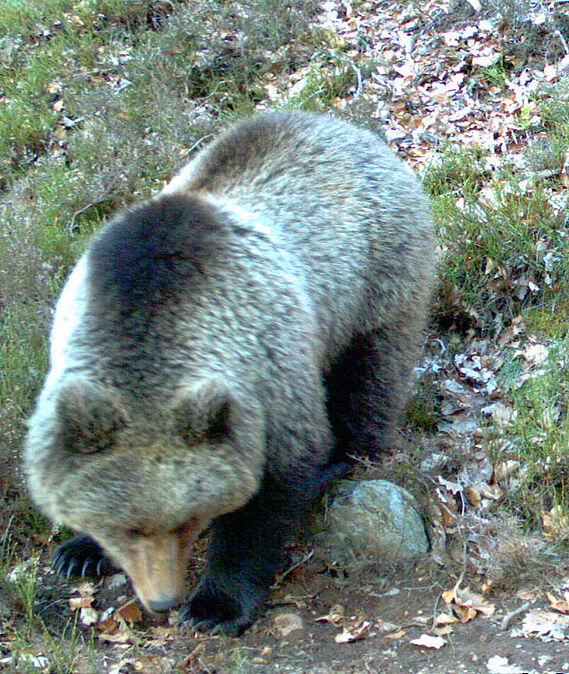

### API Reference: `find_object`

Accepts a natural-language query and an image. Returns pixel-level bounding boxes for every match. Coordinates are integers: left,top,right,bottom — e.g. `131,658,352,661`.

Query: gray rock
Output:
315,479,429,564
273,613,304,637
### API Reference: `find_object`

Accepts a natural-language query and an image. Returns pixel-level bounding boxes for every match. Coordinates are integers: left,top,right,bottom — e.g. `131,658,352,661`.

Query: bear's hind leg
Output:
326,319,425,458
53,534,117,579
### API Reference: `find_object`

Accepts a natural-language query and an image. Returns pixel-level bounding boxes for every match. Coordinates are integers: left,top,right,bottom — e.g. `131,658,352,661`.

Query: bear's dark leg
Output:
326,319,424,458
52,534,117,579
180,473,318,636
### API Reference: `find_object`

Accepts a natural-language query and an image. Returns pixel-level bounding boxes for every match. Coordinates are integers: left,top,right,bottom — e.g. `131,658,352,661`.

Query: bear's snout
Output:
146,596,182,614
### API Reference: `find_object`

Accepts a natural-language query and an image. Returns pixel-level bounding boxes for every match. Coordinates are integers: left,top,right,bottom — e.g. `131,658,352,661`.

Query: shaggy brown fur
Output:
25,111,435,635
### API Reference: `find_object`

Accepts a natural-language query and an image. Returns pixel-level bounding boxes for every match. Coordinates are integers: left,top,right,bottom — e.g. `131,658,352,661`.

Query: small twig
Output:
68,200,106,233
177,643,205,669
180,134,214,159
555,29,569,56
500,600,532,630
452,542,469,597
430,593,442,631
273,549,314,586
114,80,132,95
334,56,363,103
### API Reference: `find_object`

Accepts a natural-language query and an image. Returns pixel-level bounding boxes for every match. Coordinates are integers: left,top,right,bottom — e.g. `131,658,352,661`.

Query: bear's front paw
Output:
179,579,262,636
52,534,116,579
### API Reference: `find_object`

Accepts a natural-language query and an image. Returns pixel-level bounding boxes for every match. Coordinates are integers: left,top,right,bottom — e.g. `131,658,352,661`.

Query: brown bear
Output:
25,111,435,635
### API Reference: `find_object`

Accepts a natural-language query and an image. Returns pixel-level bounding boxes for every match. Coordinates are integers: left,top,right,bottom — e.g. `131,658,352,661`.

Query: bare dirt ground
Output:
20,538,569,674
215,561,569,674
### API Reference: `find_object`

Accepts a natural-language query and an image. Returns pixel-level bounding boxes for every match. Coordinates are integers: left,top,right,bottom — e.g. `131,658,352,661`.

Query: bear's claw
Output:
52,534,116,579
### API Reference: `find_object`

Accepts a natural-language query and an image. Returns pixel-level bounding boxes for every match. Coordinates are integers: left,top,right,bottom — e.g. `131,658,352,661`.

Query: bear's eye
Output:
171,523,190,537
126,528,144,538
170,518,200,542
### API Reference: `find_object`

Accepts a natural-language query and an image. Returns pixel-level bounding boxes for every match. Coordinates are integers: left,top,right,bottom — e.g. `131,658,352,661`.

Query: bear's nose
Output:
147,597,180,614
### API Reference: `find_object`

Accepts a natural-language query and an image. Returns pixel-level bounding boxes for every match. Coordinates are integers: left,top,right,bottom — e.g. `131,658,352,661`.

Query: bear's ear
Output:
173,379,237,445
56,380,129,454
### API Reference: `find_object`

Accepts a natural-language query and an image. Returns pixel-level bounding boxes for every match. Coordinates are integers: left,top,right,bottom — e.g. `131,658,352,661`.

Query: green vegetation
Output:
0,523,94,673
494,339,569,529
426,79,569,538
427,141,569,335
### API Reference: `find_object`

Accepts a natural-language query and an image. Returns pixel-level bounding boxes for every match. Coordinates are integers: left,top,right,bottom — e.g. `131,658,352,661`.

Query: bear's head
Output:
25,376,264,612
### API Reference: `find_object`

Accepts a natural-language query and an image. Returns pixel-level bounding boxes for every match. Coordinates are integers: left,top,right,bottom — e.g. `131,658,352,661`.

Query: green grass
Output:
490,339,569,531
287,55,363,111
425,79,569,541
0,0,176,38
427,142,569,334
0,308,47,413
0,520,97,673
0,1,182,186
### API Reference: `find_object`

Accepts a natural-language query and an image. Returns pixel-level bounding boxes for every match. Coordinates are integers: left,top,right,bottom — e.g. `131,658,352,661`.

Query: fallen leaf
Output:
335,617,372,644
95,617,119,634
410,634,447,649
375,618,400,632
144,626,178,651
493,460,520,482
483,403,518,428
80,607,99,626
456,588,496,617
513,609,569,642
316,604,344,625
98,623,132,644
441,586,495,623
547,592,569,615
518,343,549,365
441,589,456,604
115,600,142,624
478,483,504,501
487,655,525,673
454,604,478,623
435,612,458,626
542,506,569,540
464,485,481,507
68,596,93,611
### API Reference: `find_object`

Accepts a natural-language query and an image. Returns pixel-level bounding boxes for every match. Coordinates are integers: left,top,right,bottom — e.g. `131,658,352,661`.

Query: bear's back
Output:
167,111,434,346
